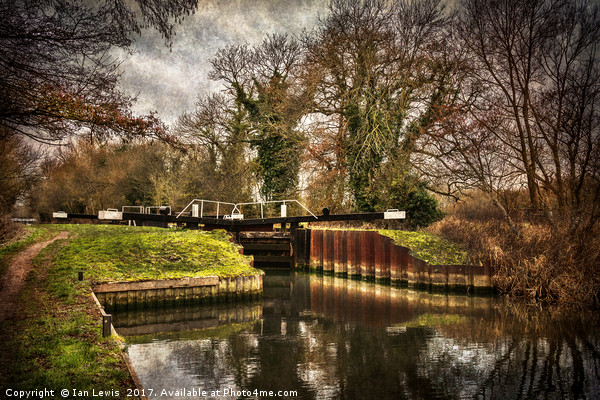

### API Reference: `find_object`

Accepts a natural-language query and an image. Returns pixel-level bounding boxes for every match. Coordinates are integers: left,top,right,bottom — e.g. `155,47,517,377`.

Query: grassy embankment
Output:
379,229,471,265
310,225,472,265
0,224,257,395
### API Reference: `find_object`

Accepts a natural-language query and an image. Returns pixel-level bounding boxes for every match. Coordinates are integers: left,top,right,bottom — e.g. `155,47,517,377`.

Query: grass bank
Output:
379,229,472,265
51,224,256,284
0,224,258,396
309,225,473,265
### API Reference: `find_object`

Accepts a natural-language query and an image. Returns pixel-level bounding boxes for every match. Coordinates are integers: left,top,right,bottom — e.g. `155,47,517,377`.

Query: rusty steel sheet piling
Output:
310,229,323,269
333,230,347,275
303,229,492,293
347,231,360,276
323,230,335,272
359,231,375,278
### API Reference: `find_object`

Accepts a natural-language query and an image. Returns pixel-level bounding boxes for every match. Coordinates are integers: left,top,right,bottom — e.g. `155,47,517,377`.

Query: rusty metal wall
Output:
306,229,493,293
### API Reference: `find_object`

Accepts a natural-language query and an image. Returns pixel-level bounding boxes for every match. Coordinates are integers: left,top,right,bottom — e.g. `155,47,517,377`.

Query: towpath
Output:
0,231,69,322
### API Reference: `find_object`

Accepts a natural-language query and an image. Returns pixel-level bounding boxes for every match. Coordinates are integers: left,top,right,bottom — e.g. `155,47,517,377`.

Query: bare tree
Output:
0,0,198,144
0,129,39,213
303,0,457,211
210,34,310,201
175,93,254,202
417,0,600,236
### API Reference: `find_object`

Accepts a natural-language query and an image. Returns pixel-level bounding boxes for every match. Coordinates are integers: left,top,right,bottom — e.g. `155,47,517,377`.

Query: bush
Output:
389,180,444,229
0,213,22,245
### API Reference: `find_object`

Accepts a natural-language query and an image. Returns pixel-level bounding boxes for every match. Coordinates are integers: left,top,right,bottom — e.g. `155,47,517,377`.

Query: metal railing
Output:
232,200,318,219
176,199,236,219
122,206,144,213
122,205,171,215
11,217,36,224
145,206,171,215
176,199,317,220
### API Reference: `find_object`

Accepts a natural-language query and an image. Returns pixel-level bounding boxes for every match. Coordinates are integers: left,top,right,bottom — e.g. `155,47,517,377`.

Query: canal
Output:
111,270,600,399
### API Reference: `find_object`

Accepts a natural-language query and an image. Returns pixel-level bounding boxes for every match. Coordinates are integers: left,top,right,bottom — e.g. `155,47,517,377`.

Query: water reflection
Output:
114,270,600,400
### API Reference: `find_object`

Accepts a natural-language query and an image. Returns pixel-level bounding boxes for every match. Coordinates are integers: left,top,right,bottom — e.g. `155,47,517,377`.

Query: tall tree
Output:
210,34,309,200
0,0,198,144
175,93,254,202
417,0,600,236
304,0,456,211
0,130,39,213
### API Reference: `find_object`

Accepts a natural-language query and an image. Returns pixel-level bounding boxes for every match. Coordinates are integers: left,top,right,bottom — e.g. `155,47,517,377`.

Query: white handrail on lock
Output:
176,199,318,220
176,199,236,219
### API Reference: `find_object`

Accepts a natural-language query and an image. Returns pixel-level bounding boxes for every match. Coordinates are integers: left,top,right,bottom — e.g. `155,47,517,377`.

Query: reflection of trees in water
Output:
170,339,242,394
419,301,600,399
478,303,599,399
461,336,599,399
164,284,599,400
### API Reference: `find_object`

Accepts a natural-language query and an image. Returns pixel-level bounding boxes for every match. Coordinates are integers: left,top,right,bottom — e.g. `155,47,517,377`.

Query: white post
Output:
192,204,199,218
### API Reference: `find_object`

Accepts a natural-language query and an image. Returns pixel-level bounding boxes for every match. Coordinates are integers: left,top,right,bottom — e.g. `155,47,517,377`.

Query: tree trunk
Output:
491,195,521,238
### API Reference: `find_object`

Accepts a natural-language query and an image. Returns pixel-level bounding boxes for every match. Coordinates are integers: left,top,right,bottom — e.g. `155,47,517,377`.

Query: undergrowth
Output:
427,210,600,305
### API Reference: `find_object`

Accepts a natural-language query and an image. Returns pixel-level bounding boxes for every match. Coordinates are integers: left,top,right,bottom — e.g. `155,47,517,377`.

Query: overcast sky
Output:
116,0,329,127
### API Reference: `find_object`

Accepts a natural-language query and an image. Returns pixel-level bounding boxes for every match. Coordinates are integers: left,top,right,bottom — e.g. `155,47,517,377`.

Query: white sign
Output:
98,209,123,220
52,211,68,218
384,209,406,220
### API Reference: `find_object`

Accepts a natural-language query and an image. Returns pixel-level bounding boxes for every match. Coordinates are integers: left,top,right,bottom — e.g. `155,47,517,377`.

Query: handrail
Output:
144,206,171,215
122,206,144,213
232,199,318,219
176,199,236,219
176,198,318,220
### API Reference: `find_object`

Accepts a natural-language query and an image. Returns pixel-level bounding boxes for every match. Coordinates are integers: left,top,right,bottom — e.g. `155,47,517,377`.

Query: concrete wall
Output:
303,229,492,293
94,274,263,311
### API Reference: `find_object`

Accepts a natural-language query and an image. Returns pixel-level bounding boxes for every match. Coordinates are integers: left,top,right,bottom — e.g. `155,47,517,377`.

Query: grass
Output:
0,224,261,396
380,229,472,265
310,225,473,265
0,231,133,394
52,224,257,284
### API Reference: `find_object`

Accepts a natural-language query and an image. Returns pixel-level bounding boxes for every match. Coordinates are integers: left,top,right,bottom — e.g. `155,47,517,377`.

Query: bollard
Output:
102,314,112,337
78,270,83,281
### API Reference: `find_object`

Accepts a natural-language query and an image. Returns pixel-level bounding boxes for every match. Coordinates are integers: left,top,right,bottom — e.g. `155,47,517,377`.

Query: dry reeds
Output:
427,202,600,306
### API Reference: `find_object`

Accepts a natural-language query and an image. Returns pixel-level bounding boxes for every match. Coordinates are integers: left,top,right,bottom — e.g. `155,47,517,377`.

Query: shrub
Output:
389,180,444,229
0,213,22,245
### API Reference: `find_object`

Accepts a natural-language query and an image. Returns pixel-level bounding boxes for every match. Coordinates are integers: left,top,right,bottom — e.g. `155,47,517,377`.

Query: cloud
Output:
118,0,329,126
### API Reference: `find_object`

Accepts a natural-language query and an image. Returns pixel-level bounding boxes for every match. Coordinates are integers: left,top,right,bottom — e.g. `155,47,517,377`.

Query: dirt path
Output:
0,231,69,322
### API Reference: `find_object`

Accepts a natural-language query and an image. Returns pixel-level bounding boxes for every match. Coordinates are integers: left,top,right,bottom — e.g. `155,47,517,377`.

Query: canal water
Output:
112,270,600,399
